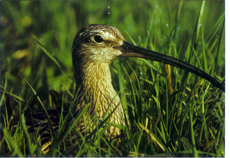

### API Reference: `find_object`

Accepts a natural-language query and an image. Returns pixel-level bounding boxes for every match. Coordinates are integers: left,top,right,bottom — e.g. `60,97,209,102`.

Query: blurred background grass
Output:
0,0,225,156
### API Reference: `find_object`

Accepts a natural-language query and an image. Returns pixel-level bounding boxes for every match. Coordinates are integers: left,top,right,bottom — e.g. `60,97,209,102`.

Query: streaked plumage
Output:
71,24,126,137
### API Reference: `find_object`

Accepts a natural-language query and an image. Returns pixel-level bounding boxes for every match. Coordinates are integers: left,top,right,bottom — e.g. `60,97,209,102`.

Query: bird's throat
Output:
74,62,122,118
72,62,125,136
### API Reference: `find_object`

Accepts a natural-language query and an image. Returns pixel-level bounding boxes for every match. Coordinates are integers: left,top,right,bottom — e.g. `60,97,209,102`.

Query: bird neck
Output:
73,62,121,116
76,62,114,93
72,61,125,136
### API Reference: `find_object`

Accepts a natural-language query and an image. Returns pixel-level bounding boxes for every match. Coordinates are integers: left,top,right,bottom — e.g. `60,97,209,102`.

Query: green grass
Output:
0,1,225,157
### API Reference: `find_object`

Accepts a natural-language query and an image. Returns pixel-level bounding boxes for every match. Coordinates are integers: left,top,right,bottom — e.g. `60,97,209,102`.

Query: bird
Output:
9,24,224,155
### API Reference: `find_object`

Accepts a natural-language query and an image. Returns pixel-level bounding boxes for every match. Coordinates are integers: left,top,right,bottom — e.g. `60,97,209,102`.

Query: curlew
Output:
13,24,225,154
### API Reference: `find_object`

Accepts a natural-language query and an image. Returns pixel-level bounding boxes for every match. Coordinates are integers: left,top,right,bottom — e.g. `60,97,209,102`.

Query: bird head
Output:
72,24,125,64
72,24,224,92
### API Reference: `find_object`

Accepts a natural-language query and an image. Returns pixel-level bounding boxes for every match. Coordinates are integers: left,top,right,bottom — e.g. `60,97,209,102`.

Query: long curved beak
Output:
114,41,225,92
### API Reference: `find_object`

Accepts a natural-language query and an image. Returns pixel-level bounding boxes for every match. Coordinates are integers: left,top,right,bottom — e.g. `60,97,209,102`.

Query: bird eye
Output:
94,35,103,43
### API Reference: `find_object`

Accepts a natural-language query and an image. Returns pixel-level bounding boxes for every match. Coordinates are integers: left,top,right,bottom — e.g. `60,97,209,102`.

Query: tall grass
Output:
1,1,225,156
